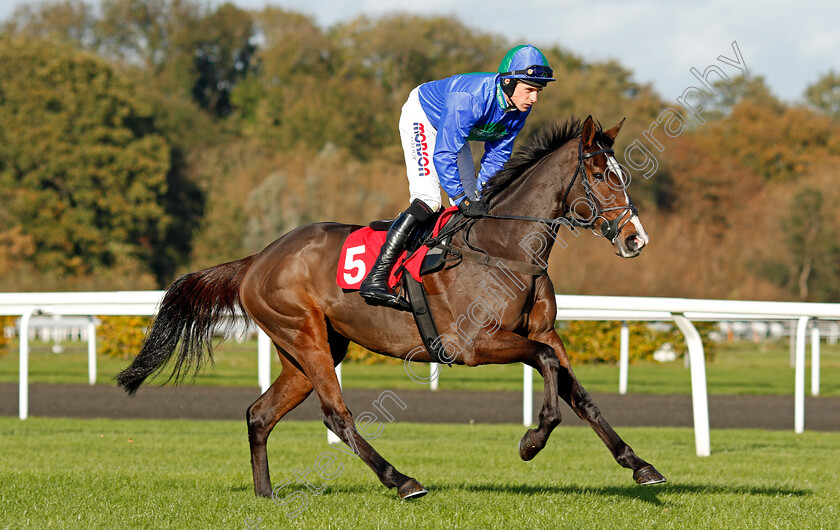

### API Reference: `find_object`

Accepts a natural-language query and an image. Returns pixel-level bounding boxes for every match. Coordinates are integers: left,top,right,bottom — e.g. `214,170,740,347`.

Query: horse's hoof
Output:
519,429,541,461
398,478,428,500
634,465,666,485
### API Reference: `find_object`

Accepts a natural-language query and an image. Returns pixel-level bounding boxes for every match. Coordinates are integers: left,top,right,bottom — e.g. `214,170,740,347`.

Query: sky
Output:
2,0,838,103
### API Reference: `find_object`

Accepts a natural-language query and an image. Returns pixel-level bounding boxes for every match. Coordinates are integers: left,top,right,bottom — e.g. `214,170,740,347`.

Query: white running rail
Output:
2,292,838,457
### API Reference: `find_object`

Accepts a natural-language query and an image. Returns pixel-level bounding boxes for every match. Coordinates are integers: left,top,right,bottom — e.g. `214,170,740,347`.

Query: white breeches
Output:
399,87,476,211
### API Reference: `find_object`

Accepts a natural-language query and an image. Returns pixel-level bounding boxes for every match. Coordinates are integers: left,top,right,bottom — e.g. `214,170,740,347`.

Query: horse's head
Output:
479,116,649,260
568,116,649,258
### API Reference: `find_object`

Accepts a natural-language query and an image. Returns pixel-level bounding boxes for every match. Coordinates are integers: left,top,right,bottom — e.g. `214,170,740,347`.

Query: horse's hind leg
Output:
247,351,314,497
540,332,666,485
314,370,427,499
253,303,426,500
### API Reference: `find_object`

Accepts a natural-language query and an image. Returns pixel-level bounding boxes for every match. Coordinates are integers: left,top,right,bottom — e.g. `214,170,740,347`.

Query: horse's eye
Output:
592,172,605,181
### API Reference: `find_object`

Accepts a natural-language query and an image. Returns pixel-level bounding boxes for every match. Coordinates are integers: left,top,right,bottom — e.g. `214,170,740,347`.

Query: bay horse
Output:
116,116,665,500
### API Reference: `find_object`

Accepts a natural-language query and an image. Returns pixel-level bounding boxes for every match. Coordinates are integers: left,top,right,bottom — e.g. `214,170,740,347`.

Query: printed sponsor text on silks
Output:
413,122,431,177
413,121,509,178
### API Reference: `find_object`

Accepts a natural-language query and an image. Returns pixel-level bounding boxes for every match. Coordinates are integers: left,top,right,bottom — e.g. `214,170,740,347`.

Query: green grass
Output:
1,417,838,528
1,339,839,396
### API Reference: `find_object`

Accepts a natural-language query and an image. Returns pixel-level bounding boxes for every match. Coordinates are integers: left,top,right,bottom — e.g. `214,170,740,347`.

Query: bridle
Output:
475,139,638,242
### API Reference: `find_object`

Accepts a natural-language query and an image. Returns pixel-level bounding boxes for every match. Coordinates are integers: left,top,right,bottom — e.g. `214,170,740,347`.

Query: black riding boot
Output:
359,211,421,307
360,199,433,306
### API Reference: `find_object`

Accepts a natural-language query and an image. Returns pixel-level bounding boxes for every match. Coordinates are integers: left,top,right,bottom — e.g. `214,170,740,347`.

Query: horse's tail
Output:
115,254,257,396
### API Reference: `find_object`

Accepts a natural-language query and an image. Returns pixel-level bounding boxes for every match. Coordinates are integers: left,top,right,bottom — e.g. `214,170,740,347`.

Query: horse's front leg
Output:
469,332,562,461
536,330,666,485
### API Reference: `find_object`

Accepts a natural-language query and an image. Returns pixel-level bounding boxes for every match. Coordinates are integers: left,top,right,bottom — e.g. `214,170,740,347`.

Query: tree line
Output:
1,0,839,302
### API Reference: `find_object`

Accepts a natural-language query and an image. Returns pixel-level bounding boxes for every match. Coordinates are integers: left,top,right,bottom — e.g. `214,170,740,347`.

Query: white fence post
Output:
19,308,35,420
523,365,533,426
811,323,821,397
327,363,342,444
789,320,796,369
829,322,839,344
430,362,439,391
672,314,710,457
87,316,97,386
794,316,809,433
258,329,271,393
619,321,629,395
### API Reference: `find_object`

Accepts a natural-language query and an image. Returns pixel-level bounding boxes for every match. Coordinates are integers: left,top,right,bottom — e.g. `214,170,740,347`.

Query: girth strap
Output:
449,244,547,276
402,274,453,365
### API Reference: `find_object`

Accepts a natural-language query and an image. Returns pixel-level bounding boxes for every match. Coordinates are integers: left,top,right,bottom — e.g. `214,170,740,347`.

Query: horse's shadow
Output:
231,482,810,506
451,482,810,506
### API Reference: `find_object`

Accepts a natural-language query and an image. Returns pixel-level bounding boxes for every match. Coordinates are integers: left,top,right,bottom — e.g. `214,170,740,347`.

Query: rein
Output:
418,139,638,276
481,141,637,242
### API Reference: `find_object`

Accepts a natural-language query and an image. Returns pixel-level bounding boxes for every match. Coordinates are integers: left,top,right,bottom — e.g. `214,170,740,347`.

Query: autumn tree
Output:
246,9,394,157
95,0,202,73
0,37,200,286
773,178,840,302
190,3,257,117
328,14,505,99
805,71,840,120
703,102,840,182
97,0,259,118
2,0,98,48
706,75,785,117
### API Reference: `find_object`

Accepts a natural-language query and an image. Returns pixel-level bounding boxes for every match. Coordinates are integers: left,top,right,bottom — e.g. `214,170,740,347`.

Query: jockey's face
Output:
510,82,542,112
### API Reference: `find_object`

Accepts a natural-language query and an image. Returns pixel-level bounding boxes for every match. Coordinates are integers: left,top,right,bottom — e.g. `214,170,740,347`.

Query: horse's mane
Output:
481,117,603,202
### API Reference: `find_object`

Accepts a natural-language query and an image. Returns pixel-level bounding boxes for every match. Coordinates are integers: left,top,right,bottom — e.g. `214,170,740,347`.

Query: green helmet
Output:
498,44,555,88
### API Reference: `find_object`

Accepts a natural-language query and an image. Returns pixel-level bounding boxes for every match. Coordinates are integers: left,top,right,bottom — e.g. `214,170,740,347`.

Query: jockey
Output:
360,44,555,307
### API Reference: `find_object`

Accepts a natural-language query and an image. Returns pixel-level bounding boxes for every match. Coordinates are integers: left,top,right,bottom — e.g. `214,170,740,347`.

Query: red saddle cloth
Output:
337,207,457,290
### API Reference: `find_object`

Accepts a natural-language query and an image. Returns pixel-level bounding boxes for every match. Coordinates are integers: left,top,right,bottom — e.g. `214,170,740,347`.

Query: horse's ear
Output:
582,115,596,148
603,117,626,145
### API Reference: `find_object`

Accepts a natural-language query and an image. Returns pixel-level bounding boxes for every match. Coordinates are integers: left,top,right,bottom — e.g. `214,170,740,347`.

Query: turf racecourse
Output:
2,419,839,529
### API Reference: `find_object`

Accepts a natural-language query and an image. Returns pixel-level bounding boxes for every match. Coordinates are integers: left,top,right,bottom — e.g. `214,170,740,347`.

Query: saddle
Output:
337,208,460,365
367,210,454,277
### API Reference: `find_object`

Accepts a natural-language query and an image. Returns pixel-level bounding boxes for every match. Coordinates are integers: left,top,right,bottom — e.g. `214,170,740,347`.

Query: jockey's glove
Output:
458,197,489,218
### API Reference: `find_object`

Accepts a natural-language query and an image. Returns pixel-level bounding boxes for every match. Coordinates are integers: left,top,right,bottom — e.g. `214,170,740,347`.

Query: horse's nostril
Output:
625,235,640,251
